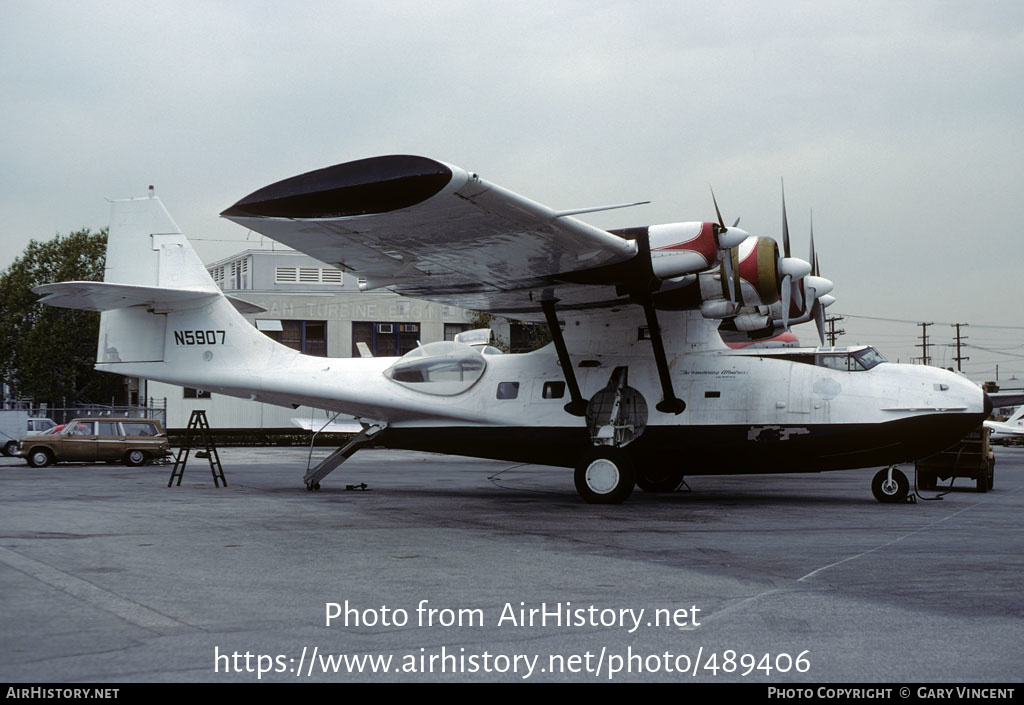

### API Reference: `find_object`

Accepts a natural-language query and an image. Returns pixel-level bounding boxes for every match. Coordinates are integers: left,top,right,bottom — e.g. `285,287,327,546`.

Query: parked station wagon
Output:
18,418,169,468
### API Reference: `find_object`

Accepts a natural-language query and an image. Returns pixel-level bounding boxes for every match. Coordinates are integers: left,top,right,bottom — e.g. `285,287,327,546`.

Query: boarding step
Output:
303,422,386,490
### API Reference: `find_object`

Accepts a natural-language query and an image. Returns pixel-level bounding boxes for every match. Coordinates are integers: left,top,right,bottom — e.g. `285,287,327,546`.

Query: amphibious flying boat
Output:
35,155,990,503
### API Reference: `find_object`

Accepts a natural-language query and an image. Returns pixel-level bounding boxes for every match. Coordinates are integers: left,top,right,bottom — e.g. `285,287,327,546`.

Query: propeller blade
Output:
723,253,736,304
813,300,826,345
781,180,791,258
780,182,806,314
781,274,792,329
710,186,726,230
809,210,817,276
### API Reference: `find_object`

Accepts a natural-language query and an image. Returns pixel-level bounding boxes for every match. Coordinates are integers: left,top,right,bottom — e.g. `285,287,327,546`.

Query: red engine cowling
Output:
648,222,720,280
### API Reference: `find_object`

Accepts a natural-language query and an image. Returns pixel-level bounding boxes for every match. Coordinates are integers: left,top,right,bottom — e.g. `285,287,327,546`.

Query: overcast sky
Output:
2,1,1021,383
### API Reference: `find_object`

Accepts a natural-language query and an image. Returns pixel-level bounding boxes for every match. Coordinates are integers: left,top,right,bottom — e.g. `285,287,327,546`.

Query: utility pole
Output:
951,323,969,372
914,322,934,365
825,315,845,346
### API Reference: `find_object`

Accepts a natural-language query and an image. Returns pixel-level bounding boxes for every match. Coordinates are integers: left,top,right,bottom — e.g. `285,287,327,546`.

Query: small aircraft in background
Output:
985,406,1024,443
34,155,990,503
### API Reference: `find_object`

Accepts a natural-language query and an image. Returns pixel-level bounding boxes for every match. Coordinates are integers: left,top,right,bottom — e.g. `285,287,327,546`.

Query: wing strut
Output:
541,298,588,417
640,296,686,415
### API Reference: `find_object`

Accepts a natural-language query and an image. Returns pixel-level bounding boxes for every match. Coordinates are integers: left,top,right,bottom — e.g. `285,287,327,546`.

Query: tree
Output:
0,229,122,405
466,311,552,353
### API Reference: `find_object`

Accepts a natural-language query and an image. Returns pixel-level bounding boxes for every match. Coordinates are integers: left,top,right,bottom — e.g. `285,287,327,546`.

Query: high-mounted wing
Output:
221,155,641,315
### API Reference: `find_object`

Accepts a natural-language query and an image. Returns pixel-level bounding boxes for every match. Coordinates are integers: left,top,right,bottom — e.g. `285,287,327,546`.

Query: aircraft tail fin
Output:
37,194,278,372
1006,405,1024,424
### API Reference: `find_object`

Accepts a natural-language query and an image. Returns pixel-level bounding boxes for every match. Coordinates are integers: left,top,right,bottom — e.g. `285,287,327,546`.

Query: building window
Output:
209,265,226,288
444,323,474,341
260,320,328,356
352,321,420,357
275,266,344,285
275,267,297,283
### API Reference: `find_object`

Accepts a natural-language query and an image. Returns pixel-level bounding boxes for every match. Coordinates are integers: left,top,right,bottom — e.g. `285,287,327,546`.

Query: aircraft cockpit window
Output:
851,347,886,370
817,354,849,371
816,347,887,372
384,341,486,396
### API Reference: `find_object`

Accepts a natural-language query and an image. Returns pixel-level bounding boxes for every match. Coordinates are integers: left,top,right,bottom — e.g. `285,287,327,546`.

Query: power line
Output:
839,313,1024,331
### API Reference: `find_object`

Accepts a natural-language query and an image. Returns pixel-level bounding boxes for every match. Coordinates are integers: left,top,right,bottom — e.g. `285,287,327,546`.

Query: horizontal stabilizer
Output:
34,281,222,313
34,281,268,315
223,295,268,314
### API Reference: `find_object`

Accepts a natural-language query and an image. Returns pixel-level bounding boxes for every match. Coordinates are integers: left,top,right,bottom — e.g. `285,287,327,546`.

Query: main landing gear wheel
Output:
635,466,685,493
574,447,635,504
872,467,909,503
306,482,321,491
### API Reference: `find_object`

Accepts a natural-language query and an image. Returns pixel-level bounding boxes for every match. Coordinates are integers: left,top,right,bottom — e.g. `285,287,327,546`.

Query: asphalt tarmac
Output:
1,445,1021,684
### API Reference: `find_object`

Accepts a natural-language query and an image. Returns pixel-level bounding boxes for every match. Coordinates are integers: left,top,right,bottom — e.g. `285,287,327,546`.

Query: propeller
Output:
710,187,749,303
801,213,834,344
777,185,811,330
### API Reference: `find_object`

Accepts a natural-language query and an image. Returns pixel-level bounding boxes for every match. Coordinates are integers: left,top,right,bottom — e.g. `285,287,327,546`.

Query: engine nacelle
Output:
729,236,781,307
700,299,740,319
648,222,721,280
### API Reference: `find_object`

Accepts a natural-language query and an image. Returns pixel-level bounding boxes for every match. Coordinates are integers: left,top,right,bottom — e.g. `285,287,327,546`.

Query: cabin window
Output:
496,382,520,400
542,381,566,399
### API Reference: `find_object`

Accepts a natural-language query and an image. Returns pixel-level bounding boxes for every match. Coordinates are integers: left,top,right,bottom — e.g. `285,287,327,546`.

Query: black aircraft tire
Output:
871,467,909,503
635,466,684,493
574,448,635,504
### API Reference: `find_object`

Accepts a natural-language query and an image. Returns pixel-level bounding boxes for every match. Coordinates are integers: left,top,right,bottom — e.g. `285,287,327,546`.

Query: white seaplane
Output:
35,155,990,503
